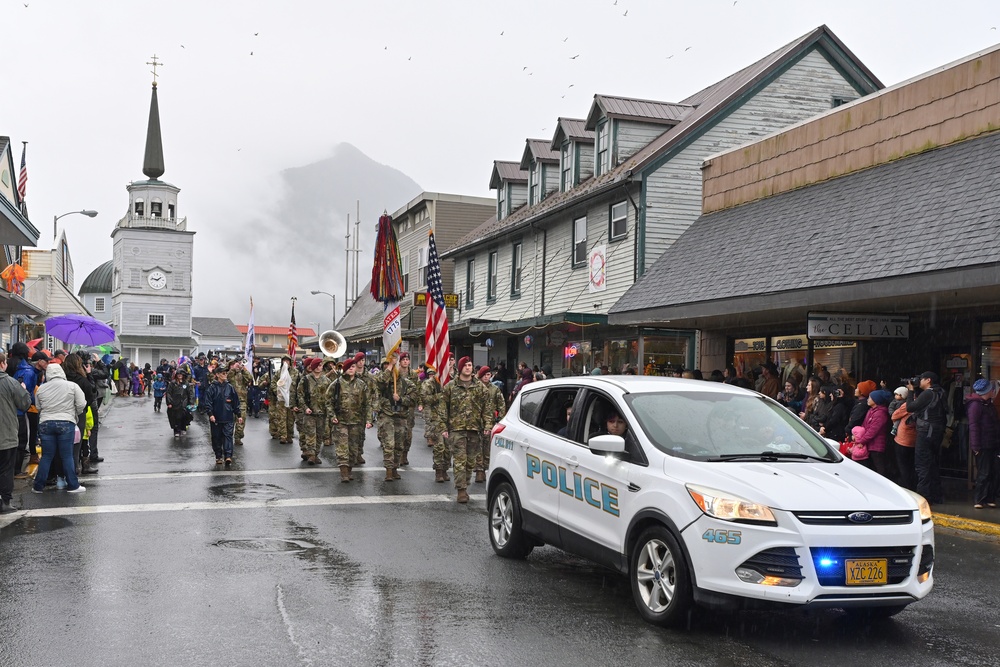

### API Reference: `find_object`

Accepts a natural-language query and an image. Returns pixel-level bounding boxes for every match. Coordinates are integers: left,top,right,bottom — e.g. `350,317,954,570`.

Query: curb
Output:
933,512,1000,537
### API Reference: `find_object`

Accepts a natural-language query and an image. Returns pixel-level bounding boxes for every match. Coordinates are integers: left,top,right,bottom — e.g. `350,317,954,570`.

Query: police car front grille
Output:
739,547,803,579
793,510,914,526
810,546,915,586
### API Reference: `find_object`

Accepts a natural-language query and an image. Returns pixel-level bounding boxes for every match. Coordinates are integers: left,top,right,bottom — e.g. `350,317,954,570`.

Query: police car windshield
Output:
625,391,836,462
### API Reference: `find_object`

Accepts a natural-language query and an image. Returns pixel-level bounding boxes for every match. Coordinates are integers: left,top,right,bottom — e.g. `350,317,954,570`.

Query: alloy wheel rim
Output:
491,492,513,547
635,538,675,613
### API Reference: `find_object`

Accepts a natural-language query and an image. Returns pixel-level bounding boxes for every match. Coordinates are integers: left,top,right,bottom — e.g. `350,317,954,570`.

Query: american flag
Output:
287,300,298,363
425,231,451,384
16,143,27,203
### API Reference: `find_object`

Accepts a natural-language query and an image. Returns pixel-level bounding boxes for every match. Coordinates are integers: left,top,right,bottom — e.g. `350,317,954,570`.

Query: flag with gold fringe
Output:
370,211,405,357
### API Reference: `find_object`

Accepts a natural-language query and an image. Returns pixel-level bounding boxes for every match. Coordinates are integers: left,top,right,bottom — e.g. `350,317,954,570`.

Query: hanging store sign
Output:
588,245,607,293
413,292,459,308
808,312,909,340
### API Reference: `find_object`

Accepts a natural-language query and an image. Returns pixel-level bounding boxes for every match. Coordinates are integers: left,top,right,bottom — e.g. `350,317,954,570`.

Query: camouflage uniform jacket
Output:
327,374,371,425
288,369,301,409
485,382,507,424
437,377,491,432
375,368,417,418
359,370,378,420
228,367,253,399
296,373,331,414
420,378,444,427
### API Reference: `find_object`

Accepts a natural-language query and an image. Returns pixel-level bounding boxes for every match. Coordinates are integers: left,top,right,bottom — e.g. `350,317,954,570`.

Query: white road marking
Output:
12,493,487,520
87,466,438,482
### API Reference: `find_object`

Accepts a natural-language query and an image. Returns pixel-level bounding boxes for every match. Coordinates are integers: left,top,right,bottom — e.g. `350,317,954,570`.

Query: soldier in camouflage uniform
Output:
438,356,492,503
227,359,254,446
397,352,421,466
296,358,330,465
421,366,450,483
475,366,507,482
321,359,339,448
355,355,378,465
327,353,372,482
375,355,417,482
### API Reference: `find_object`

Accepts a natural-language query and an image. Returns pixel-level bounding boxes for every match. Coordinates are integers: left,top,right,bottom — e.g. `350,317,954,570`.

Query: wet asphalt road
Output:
1,396,999,667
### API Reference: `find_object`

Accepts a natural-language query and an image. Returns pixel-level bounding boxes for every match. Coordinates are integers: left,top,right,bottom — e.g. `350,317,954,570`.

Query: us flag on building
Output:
287,299,298,363
16,142,27,212
425,230,451,384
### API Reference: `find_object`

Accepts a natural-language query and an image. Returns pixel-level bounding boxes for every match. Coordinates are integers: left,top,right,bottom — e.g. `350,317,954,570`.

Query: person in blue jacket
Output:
205,366,242,467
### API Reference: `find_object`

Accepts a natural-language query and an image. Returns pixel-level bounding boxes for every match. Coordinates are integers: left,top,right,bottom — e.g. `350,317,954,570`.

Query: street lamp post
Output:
310,290,336,332
53,210,98,245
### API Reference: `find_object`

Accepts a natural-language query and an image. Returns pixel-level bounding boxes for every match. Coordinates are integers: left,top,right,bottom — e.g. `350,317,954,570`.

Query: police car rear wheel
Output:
489,482,533,559
631,526,692,626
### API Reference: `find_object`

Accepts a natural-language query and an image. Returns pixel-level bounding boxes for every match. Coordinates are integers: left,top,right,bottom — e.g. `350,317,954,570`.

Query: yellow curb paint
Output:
933,512,1000,537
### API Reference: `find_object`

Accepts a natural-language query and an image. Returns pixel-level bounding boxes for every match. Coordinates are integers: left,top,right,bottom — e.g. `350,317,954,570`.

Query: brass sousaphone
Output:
319,330,347,359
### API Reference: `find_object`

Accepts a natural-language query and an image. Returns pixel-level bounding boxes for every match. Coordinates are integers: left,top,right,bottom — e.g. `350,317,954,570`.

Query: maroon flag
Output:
424,231,451,384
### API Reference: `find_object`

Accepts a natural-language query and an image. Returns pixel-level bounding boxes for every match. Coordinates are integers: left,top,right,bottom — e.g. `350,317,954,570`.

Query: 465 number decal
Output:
702,529,741,545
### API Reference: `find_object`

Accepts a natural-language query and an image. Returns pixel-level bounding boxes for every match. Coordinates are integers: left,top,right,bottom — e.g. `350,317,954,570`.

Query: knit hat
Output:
869,389,892,406
477,366,492,379
856,380,877,398
973,378,993,396
457,356,472,372
893,386,909,400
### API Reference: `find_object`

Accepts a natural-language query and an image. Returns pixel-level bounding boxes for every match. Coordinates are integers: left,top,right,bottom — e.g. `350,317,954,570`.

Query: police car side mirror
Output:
824,438,840,450
588,434,626,454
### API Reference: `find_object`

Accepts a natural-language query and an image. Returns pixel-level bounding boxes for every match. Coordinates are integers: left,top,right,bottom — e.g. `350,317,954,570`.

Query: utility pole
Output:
354,200,361,303
344,213,351,312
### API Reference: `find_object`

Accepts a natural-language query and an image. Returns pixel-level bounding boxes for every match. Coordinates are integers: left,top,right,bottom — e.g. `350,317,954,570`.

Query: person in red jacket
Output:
965,378,999,509
853,389,892,476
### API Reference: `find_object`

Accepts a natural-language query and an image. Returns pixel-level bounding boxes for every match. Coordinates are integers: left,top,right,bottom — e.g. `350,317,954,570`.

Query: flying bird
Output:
568,84,575,88
613,0,617,4
563,37,569,42
685,46,692,51
408,56,412,60
623,9,628,16
500,30,504,35
570,54,579,59
993,26,998,30
250,51,254,56
666,54,674,59
523,66,528,71
180,45,185,49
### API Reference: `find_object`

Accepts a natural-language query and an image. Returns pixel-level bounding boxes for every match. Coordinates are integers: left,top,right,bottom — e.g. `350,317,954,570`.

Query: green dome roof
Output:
79,260,113,295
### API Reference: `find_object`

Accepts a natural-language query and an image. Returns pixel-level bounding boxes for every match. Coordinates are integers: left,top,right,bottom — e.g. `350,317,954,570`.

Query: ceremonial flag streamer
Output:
425,230,451,384
370,212,405,357
287,300,298,363
244,296,255,373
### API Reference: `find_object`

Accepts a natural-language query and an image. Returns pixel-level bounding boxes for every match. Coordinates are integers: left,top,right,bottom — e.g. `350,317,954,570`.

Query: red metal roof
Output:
236,325,316,336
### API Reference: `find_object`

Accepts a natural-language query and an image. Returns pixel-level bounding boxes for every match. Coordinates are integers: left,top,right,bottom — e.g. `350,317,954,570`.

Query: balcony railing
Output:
116,214,188,231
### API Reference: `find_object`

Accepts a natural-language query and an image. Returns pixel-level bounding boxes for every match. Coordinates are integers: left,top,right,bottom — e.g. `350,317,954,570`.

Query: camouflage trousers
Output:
327,417,344,449
234,401,246,445
378,416,407,470
403,412,415,454
475,431,491,472
426,420,450,471
299,414,326,457
449,430,480,490
334,423,366,466
269,404,295,441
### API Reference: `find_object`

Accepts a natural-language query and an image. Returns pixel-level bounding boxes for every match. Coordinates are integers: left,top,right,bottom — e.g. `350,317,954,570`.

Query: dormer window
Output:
561,143,571,191
596,121,610,175
134,199,144,216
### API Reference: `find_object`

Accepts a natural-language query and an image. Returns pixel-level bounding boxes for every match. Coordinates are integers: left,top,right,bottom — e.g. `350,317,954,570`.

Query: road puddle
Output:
207,482,288,502
214,538,316,553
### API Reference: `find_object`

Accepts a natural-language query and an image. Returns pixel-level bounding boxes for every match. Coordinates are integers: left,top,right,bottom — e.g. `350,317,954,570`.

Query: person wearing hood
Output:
62,353,98,476
966,379,999,509
852,389,893,476
32,363,87,494
819,386,851,443
0,351,31,511
891,386,917,491
906,371,947,504
847,380,877,434
8,342,37,477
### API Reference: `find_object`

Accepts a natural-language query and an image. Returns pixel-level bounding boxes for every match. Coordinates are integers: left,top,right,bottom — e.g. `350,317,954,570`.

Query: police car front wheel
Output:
630,526,693,626
489,482,533,559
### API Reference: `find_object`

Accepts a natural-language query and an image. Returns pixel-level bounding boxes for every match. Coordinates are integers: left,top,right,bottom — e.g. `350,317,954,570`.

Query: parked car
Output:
486,376,934,626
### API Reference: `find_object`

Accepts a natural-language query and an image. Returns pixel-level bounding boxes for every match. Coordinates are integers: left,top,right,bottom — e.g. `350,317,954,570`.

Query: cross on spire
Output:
146,54,163,86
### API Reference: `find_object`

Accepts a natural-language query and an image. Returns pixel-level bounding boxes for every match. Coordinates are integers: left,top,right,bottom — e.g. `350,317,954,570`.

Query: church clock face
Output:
147,270,167,290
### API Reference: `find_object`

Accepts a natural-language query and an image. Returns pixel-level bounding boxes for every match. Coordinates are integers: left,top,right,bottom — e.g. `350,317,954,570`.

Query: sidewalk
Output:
931,476,1000,538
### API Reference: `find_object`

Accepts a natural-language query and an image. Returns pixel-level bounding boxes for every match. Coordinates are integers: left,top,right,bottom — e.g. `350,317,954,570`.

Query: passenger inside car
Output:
556,402,573,436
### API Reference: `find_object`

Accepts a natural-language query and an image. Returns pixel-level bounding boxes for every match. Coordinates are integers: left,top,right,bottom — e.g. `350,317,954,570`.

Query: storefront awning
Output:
0,289,45,317
469,312,607,335
609,130,1000,331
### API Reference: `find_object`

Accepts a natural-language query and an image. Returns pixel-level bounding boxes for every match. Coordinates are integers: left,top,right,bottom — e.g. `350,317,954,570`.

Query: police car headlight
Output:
687,484,777,526
906,490,933,523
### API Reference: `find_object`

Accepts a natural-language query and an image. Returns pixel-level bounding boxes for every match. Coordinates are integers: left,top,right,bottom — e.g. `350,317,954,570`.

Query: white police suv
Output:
486,377,934,626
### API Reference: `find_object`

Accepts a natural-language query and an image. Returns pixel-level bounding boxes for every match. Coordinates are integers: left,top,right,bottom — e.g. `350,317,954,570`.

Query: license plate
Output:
845,558,888,585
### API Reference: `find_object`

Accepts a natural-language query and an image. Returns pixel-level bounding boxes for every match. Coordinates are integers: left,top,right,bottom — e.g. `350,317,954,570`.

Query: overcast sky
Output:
4,0,999,330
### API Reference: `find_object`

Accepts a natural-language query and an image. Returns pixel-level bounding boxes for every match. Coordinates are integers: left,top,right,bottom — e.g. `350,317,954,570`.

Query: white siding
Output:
509,183,528,213
452,230,543,327
615,120,669,163
642,48,861,269
541,163,558,197
577,144,595,184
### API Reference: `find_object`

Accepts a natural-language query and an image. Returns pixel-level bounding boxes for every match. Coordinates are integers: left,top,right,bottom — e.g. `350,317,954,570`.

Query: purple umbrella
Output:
44,314,116,346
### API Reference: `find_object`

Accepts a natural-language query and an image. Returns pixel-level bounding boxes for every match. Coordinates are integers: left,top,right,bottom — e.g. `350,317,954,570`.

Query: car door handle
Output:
565,457,579,468
518,441,529,450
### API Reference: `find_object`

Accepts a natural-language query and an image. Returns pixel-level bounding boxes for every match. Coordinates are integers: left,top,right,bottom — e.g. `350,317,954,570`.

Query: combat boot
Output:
356,454,366,465
384,468,394,482
457,488,469,504
475,471,486,483
435,469,445,483
347,466,354,481
443,470,450,482
392,469,401,480
307,455,319,466
400,453,409,466
339,465,351,483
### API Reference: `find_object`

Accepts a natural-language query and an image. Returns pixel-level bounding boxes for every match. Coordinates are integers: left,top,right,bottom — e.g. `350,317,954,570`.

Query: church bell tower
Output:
110,56,196,366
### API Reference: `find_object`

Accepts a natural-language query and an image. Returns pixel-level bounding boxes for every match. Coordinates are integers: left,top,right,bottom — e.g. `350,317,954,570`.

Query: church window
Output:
150,201,162,217
168,202,175,219
113,269,120,290
173,274,184,290
148,314,165,326
94,297,106,313
134,199,144,216
129,268,140,288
